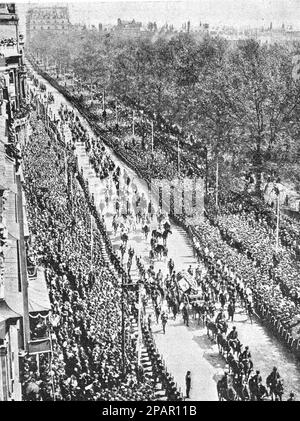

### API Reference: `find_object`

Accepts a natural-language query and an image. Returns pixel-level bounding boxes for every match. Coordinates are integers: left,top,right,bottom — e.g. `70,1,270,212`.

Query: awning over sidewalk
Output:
28,267,51,313
0,300,21,339
0,299,21,322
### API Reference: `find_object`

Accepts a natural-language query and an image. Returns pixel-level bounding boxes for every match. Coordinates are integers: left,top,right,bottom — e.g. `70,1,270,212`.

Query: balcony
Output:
12,104,30,128
28,338,52,354
0,39,18,58
28,313,52,355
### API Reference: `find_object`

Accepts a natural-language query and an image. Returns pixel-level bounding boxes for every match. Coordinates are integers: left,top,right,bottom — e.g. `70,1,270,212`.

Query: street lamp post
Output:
272,183,280,252
136,283,142,368
275,194,280,252
102,88,105,112
204,146,208,197
215,156,219,208
132,110,135,137
121,275,125,375
90,214,93,269
121,279,138,376
177,137,180,177
151,120,154,154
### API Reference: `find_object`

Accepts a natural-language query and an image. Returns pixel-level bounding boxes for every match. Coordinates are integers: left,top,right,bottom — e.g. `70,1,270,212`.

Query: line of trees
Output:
28,29,300,195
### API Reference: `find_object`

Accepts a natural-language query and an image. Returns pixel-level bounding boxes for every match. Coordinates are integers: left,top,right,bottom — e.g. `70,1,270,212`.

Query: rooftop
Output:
0,3,17,21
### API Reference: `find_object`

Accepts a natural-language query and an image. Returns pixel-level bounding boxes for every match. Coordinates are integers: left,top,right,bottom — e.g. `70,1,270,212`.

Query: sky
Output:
15,0,300,29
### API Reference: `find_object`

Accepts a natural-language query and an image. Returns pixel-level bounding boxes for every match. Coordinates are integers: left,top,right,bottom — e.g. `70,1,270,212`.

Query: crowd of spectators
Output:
190,219,300,341
21,113,157,400
0,37,17,48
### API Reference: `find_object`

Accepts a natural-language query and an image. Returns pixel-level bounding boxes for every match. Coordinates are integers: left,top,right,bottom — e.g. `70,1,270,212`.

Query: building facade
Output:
26,6,71,42
0,3,51,401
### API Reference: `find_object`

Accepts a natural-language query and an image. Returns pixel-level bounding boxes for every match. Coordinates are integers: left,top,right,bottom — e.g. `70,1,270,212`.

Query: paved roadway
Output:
27,65,300,401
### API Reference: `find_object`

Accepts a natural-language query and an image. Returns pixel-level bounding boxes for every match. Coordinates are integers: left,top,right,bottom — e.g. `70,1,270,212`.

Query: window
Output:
9,72,14,84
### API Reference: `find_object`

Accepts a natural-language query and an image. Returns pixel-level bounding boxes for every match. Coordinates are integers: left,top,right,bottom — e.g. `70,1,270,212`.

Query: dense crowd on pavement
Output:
21,114,157,401
189,214,300,339
0,37,17,48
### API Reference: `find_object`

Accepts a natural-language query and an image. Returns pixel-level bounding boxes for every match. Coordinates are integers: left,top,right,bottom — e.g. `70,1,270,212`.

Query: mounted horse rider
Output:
142,223,150,239
239,346,253,377
252,370,262,386
233,372,250,401
227,326,238,349
240,346,251,362
187,265,193,276
287,392,295,401
220,371,229,390
128,246,135,260
216,309,226,324
266,367,281,399
182,304,189,327
168,258,175,275
156,269,163,284
217,371,237,401
215,309,227,332
227,300,235,322
248,373,268,401
163,219,171,232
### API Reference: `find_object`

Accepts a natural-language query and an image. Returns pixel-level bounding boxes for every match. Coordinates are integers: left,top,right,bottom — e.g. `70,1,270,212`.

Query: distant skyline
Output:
16,1,300,30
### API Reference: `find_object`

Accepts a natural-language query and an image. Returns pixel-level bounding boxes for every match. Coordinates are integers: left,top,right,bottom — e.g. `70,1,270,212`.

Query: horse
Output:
136,210,142,224
163,220,171,232
150,237,157,250
162,228,172,246
200,306,209,326
227,353,244,377
216,320,228,334
149,249,155,263
120,244,126,260
156,231,163,241
217,378,238,401
142,224,150,240
151,229,158,239
233,376,250,401
274,380,284,401
217,332,231,357
206,318,218,341
171,301,179,320
157,213,164,229
154,304,161,324
154,244,165,261
249,378,269,401
191,302,203,325
121,232,128,247
246,301,254,324
241,358,253,378
112,219,119,235
268,379,284,401
228,338,242,357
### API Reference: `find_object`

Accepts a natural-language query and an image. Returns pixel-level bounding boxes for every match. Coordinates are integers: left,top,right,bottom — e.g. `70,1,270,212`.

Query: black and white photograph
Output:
1,0,300,404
